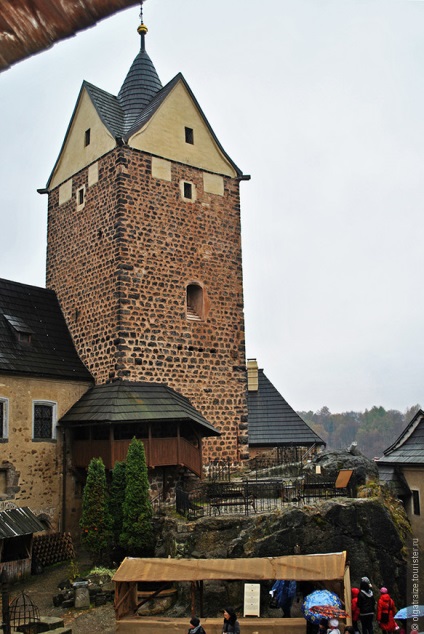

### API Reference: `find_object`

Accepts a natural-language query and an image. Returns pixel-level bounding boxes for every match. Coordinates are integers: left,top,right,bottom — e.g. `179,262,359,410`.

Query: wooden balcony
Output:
72,436,202,477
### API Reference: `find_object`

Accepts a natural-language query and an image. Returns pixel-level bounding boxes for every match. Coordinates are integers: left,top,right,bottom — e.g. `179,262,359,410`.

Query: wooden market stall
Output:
113,551,351,634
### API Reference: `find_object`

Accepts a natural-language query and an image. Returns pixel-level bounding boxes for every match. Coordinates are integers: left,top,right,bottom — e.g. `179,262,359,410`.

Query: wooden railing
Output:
72,437,202,476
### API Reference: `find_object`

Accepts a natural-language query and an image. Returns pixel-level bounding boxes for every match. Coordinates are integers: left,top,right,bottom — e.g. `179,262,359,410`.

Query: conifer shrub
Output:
120,437,155,556
80,457,113,564
110,460,126,548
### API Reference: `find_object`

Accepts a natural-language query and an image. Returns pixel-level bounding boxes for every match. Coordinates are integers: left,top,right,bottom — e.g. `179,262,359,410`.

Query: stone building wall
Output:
47,146,248,462
0,375,91,529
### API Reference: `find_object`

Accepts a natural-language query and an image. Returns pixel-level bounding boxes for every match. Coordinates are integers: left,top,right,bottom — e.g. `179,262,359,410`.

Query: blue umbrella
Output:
395,606,424,620
302,589,342,624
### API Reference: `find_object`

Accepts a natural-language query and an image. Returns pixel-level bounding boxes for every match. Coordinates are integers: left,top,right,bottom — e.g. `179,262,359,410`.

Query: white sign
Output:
243,582,260,617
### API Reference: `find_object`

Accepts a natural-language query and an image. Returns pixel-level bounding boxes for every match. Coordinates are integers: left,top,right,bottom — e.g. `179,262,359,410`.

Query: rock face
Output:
307,447,380,492
156,497,408,612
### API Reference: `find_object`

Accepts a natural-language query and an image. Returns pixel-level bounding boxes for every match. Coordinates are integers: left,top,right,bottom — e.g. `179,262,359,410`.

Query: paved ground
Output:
7,556,115,634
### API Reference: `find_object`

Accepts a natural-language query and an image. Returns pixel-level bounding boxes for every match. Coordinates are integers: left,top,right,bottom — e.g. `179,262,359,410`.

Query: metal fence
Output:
175,475,350,519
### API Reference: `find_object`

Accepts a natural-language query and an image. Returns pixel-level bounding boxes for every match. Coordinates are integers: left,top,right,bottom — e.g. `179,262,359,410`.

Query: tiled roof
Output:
0,278,92,381
59,380,220,437
248,369,325,447
0,507,45,539
378,409,424,466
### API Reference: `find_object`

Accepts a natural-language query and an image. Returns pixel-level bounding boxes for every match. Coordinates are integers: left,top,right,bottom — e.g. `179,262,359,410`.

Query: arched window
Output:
186,284,204,321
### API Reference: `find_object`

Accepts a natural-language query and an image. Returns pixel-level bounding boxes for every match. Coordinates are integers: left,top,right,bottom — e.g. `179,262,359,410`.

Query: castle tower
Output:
45,10,249,461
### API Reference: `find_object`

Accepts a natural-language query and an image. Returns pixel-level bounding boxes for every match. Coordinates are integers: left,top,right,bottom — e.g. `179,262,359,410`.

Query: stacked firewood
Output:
33,532,75,567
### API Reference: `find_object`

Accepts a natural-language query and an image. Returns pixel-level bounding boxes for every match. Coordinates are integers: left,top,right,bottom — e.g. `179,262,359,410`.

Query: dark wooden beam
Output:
0,0,139,72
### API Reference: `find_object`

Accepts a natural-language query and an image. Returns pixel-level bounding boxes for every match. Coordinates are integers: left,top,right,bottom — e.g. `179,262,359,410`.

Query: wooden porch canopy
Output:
59,380,220,475
114,552,347,583
113,552,351,626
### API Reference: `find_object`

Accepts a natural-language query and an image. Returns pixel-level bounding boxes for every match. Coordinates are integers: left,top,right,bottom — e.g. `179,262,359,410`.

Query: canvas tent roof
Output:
113,551,347,583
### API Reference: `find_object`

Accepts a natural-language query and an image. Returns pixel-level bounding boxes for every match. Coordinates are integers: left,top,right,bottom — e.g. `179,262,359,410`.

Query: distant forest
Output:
297,404,421,459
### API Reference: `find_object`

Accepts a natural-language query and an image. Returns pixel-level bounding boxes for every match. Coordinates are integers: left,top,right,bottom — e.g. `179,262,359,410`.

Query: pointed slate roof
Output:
377,409,424,466
0,278,92,381
59,380,220,437
248,369,325,447
118,26,163,130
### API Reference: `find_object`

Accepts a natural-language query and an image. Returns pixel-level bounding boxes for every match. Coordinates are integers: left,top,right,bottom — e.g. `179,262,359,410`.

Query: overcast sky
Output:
1,0,424,414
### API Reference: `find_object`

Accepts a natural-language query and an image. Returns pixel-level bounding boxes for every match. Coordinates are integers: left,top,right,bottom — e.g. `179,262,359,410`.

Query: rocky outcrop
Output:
307,447,380,491
156,497,408,609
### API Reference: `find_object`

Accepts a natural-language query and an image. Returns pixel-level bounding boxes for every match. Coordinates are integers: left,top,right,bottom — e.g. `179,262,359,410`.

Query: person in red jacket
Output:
377,587,397,633
351,587,361,634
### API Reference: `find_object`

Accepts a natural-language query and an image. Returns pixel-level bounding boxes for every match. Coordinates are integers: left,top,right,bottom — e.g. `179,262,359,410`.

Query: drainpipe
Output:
62,427,67,533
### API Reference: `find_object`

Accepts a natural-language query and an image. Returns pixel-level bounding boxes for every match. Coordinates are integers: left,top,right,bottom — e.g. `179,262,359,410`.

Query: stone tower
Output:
45,11,249,461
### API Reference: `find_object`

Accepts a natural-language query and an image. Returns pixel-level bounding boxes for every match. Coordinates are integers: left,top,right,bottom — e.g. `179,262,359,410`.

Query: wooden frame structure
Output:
113,551,351,634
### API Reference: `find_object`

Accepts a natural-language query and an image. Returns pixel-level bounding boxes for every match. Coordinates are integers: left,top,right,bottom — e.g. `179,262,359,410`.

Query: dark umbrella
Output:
310,605,349,619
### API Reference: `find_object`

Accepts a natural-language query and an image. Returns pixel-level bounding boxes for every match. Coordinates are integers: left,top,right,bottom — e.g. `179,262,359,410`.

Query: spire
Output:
118,0,163,131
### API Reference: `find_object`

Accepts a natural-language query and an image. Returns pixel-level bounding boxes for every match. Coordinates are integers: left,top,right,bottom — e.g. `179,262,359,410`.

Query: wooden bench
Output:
209,493,256,514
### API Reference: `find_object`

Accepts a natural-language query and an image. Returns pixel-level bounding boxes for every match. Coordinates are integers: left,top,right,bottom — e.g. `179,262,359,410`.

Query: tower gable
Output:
128,77,239,178
48,86,117,190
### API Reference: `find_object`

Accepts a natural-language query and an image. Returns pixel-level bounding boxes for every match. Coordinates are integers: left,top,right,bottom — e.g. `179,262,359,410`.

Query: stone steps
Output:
1,615,72,634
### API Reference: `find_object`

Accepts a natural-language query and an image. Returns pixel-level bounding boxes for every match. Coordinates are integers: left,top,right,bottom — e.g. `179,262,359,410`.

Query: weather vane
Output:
138,0,148,37
140,0,146,23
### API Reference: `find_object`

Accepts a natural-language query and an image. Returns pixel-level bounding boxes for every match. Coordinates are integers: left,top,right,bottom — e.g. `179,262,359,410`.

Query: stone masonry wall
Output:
46,147,248,462
0,375,91,529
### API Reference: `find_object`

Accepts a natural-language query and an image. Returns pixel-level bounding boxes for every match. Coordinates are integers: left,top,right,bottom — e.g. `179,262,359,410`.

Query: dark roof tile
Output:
0,507,45,539
248,369,325,447
0,278,92,381
60,380,220,437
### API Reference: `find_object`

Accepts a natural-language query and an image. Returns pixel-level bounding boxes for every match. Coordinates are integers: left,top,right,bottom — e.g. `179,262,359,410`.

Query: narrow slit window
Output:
183,182,192,199
84,128,91,147
412,490,421,516
0,399,8,440
185,127,194,144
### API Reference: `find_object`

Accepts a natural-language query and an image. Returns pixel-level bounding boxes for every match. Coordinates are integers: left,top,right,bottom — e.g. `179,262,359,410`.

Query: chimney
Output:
247,358,258,391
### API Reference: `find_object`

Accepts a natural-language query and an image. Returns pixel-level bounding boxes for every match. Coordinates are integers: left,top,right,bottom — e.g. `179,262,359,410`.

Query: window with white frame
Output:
33,402,57,440
0,398,8,440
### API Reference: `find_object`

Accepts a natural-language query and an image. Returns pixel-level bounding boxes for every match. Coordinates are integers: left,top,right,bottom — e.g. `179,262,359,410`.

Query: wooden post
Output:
190,581,196,617
198,580,204,618
1,570,11,634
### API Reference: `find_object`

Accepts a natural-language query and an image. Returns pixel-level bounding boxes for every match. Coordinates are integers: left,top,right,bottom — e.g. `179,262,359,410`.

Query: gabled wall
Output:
129,80,237,177
49,88,116,190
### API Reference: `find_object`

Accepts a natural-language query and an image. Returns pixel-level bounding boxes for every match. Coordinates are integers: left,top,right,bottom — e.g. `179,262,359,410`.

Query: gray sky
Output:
1,0,423,414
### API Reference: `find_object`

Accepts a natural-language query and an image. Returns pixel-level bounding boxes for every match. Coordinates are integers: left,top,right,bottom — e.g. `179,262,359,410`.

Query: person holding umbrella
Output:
357,577,376,634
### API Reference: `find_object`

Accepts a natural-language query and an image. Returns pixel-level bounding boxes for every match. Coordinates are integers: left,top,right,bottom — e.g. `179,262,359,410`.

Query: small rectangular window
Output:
33,402,56,440
78,188,84,205
183,182,192,199
412,490,421,516
185,127,194,144
84,128,91,147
